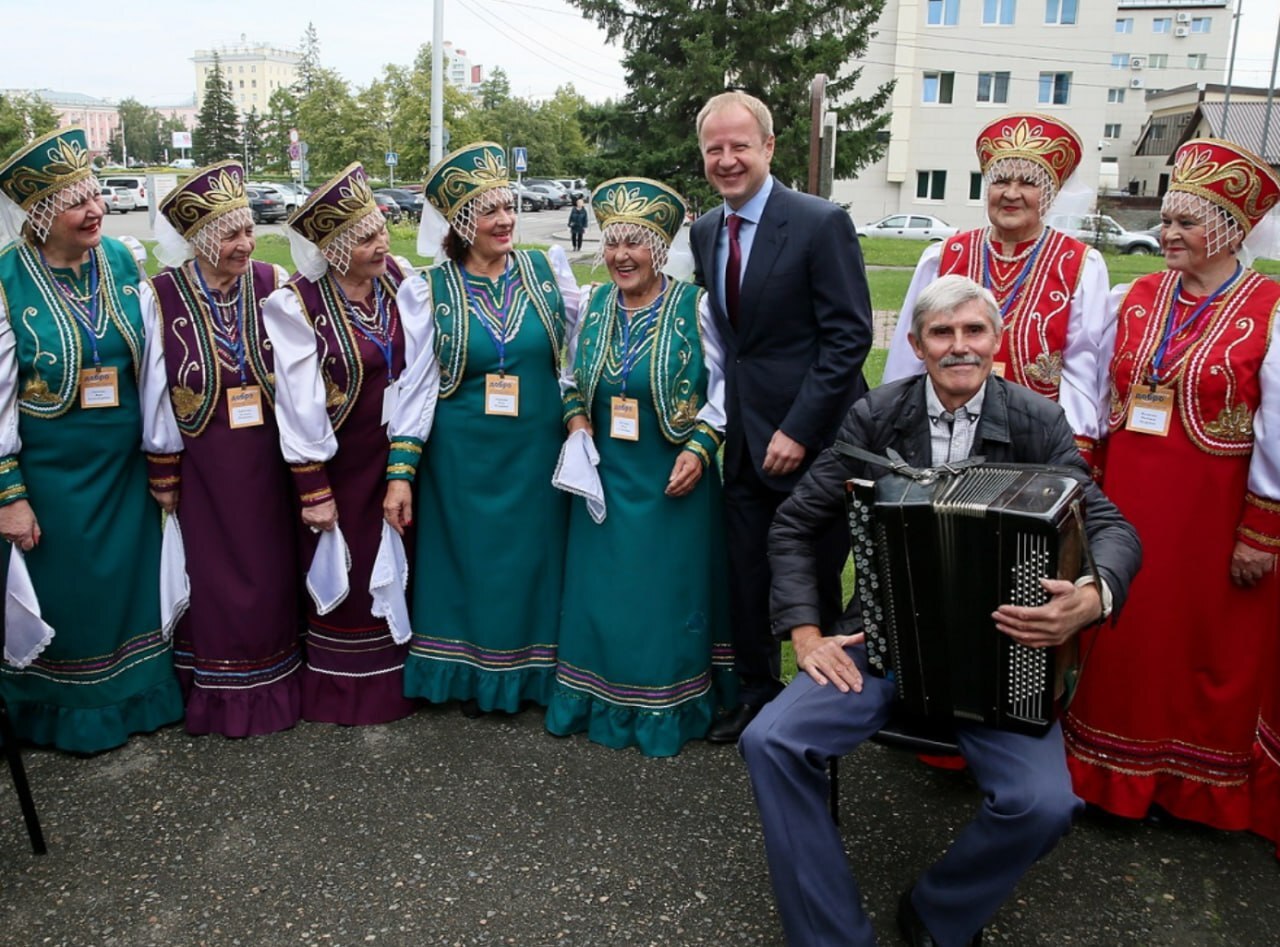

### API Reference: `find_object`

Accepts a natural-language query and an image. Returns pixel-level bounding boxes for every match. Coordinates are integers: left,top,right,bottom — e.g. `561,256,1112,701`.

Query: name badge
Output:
992,362,1007,379
1125,387,1174,436
79,366,119,409
485,373,519,416
610,396,640,441
381,383,400,426
226,385,265,429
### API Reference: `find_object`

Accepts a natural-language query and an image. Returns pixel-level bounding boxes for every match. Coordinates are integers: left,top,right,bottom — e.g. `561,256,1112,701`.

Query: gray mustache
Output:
938,354,983,368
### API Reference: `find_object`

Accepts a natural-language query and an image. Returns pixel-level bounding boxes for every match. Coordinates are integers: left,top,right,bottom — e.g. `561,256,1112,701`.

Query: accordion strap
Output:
831,441,987,483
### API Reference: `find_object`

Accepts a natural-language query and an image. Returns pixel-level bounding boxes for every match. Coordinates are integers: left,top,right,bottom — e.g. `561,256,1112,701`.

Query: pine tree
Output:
241,107,265,175
568,0,893,207
194,54,240,165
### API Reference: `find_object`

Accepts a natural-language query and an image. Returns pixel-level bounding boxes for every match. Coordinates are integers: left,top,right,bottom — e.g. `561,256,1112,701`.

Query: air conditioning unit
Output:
1130,77,1146,89
1176,11,1191,22
1174,26,1190,37
1130,57,1145,70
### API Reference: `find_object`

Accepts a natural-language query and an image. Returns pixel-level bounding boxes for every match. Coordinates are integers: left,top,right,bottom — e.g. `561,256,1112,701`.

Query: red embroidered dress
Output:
1064,269,1280,841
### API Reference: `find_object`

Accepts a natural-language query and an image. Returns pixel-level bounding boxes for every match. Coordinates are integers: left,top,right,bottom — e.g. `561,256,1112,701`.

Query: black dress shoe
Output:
706,703,760,744
460,698,486,719
897,888,983,946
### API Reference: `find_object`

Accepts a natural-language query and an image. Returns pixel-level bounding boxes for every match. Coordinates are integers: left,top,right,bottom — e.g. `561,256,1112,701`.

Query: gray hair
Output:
910,274,1001,340
696,91,774,143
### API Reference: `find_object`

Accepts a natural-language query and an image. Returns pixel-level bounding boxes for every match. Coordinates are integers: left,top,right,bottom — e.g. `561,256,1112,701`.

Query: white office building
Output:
836,0,1232,230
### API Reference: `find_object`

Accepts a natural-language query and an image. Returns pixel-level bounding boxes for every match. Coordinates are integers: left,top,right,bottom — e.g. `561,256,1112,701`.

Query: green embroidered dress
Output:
0,237,182,753
546,279,736,756
389,250,570,711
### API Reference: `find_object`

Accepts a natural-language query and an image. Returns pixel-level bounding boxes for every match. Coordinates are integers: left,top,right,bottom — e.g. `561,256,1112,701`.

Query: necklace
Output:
617,277,667,314
984,227,1041,264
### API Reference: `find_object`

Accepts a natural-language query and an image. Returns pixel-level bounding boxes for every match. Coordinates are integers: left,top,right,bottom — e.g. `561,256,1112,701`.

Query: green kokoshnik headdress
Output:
590,177,686,247
0,127,98,242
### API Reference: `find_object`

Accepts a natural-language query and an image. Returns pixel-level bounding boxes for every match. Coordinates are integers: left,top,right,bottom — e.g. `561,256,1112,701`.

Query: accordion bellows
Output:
847,464,1086,737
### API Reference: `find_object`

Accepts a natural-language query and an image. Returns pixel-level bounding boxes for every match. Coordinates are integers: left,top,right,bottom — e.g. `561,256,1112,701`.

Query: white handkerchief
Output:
370,522,412,645
551,428,606,524
4,545,54,669
159,513,191,640
307,525,351,615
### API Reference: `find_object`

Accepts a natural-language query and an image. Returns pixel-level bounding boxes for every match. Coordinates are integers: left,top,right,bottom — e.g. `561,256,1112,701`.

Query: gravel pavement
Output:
3,706,1278,947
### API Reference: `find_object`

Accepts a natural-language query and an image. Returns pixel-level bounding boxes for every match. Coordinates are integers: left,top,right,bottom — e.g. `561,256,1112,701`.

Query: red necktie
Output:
725,213,742,329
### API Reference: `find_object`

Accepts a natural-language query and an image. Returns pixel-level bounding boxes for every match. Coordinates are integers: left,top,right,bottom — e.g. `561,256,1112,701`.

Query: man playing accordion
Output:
740,275,1141,947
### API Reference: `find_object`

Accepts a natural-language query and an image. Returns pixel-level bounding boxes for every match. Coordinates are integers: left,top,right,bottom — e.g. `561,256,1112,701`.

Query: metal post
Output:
1261,12,1280,156
1223,0,1243,128
430,0,444,168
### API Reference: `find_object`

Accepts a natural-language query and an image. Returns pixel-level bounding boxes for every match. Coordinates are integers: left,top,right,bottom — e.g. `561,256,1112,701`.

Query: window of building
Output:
239,80,245,88
970,172,984,201
1149,125,1165,141
1104,124,1122,139
922,72,955,104
917,170,947,200
1148,53,1168,69
1152,17,1171,33
1047,0,1077,25
927,0,960,25
1187,53,1207,69
1111,53,1130,69
1108,87,1126,104
1115,17,1133,33
1191,17,1211,33
983,0,1016,25
976,71,1010,103
1038,71,1071,105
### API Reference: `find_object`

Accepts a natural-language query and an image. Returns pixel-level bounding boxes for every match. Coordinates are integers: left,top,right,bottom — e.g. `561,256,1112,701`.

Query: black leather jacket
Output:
768,373,1142,638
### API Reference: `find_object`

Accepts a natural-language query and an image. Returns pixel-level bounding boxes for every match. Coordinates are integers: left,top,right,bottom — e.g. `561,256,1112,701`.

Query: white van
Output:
97,174,148,210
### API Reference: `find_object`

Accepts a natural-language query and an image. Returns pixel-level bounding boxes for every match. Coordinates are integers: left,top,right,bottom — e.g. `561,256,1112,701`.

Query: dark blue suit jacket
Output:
691,178,873,491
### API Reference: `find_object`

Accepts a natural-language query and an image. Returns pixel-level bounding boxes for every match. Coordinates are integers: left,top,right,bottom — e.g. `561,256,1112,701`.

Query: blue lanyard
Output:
333,277,396,382
40,248,102,367
982,229,1049,320
465,263,516,376
1149,263,1242,386
616,279,665,399
193,261,248,385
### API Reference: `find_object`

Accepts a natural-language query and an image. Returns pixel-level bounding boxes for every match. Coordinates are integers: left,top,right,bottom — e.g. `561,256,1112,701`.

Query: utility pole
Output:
430,0,444,169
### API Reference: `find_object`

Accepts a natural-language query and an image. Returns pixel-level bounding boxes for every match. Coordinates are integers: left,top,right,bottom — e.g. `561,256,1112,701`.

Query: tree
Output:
195,54,240,164
567,0,893,207
0,92,57,158
296,22,323,97
382,44,484,182
116,98,164,165
241,107,265,175
479,68,512,111
262,86,299,174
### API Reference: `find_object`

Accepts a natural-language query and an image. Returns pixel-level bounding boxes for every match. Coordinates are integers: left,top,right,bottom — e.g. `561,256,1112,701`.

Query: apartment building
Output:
193,42,301,115
443,42,485,95
836,0,1232,230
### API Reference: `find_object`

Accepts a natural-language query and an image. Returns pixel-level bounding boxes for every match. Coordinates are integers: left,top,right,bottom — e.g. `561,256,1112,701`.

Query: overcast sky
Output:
1,0,1276,107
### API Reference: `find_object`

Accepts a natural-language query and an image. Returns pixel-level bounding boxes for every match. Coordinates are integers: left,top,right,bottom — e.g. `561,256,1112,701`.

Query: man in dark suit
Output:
742,275,1142,946
690,91,873,743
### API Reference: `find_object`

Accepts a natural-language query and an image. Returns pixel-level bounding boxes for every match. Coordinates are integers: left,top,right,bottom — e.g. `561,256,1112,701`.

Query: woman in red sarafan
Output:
1064,138,1280,853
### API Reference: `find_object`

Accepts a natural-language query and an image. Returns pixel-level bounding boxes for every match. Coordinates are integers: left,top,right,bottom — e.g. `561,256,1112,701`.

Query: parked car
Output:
170,158,195,169
245,186,288,224
858,213,957,241
376,188,424,222
511,184,546,212
554,178,589,201
99,185,136,215
1046,214,1159,254
98,174,148,210
373,191,403,224
525,180,570,209
247,182,301,212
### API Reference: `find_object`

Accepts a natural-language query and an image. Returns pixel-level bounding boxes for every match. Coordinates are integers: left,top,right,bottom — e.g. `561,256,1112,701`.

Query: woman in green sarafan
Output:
383,142,579,716
545,178,736,756
0,128,183,753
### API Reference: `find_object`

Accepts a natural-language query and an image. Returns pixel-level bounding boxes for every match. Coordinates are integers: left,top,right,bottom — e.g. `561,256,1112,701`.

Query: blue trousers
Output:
739,646,1082,947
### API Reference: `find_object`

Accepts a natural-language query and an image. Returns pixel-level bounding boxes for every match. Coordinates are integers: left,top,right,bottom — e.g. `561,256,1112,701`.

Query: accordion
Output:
845,463,1086,737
